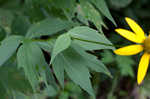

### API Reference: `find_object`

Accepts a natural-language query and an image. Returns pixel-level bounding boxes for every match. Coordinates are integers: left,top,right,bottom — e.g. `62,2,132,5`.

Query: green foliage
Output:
26,18,73,38
0,0,149,98
72,43,111,77
80,1,105,32
0,61,32,99
69,26,115,50
56,46,95,97
52,54,65,88
101,50,135,77
51,33,71,64
0,36,23,66
90,0,116,25
17,40,43,90
11,15,30,35
0,0,116,96
116,56,134,77
0,0,116,98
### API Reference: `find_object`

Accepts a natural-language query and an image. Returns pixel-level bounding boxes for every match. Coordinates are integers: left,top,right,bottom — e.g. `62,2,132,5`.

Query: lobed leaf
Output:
52,54,65,88
72,43,111,77
90,0,116,25
17,40,50,91
53,46,95,98
80,1,105,32
17,41,40,90
68,26,115,50
116,56,134,77
26,18,72,38
51,33,71,64
0,35,23,66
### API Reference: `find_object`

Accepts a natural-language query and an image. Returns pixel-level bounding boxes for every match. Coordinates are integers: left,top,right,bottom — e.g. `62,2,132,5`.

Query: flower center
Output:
143,37,150,53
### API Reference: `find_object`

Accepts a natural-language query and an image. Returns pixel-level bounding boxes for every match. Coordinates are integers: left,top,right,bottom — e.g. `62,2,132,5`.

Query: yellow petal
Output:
137,53,150,85
125,17,146,40
115,29,144,43
148,32,150,37
114,45,143,56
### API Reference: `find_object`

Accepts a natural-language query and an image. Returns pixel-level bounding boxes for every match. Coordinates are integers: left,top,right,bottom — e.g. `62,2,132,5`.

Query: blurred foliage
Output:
0,0,149,99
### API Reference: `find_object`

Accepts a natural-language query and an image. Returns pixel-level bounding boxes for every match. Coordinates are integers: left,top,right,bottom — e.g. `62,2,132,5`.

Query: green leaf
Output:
37,38,56,53
0,65,32,94
101,51,114,64
51,0,76,20
17,41,39,91
37,39,64,87
11,15,31,36
24,0,46,22
0,57,32,98
68,26,115,50
12,91,28,99
65,82,82,93
72,43,111,77
116,56,134,77
90,0,116,25
53,46,95,98
80,1,105,32
51,33,71,63
59,91,69,99
0,35,23,66
52,54,65,88
0,80,8,99
26,18,72,38
43,85,57,96
17,40,49,91
0,9,14,32
44,64,58,89
63,47,95,98
17,40,58,96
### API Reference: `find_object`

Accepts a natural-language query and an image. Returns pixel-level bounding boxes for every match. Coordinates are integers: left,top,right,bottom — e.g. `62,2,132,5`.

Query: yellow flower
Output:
114,17,150,85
